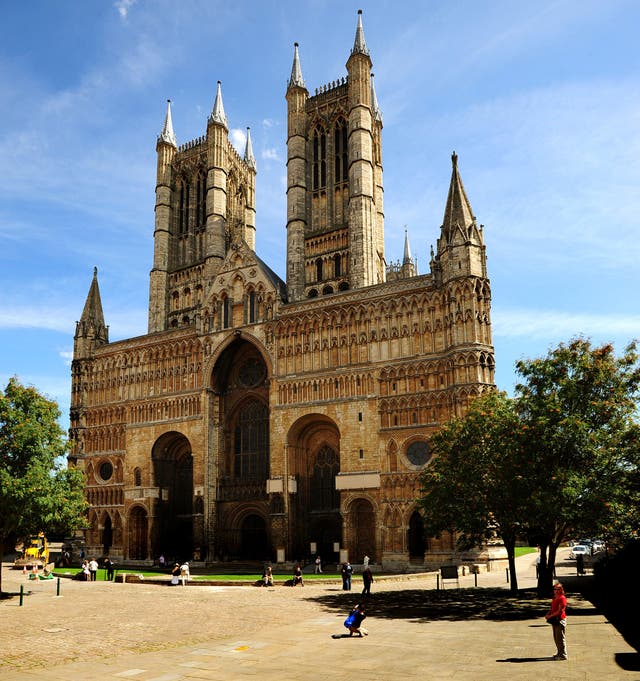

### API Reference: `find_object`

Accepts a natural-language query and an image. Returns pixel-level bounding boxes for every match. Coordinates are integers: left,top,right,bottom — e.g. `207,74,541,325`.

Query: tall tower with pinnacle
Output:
285,9,385,302
148,83,257,333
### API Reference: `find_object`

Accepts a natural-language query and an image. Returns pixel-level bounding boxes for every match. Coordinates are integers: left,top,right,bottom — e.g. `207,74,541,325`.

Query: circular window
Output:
406,441,431,467
99,461,113,482
238,357,266,387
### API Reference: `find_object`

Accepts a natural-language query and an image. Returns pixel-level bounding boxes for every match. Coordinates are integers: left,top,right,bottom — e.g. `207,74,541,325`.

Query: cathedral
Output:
69,11,495,570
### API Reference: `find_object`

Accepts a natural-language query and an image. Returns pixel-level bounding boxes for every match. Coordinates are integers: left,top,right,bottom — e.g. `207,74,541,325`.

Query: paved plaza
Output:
1,549,637,681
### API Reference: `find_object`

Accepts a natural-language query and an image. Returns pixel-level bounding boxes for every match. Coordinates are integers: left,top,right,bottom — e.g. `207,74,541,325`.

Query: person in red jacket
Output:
545,582,568,660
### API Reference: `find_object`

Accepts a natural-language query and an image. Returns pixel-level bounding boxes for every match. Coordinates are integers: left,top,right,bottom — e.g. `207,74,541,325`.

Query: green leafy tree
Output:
516,339,640,594
0,377,86,594
418,338,640,596
419,391,527,592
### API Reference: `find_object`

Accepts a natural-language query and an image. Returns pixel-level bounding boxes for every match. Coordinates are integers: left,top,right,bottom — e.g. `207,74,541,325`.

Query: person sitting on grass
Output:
292,563,304,586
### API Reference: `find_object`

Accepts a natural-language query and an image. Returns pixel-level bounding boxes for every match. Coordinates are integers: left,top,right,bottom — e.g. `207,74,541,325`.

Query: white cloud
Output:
114,0,136,20
230,127,246,154
261,148,279,161
493,308,640,341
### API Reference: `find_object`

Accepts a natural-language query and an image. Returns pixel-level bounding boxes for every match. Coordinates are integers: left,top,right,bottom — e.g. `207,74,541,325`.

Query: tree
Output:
418,338,640,596
419,391,527,592
516,339,640,594
0,377,86,594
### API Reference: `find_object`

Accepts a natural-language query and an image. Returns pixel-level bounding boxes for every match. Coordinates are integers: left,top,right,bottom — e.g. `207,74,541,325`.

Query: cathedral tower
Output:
148,87,257,333
285,10,385,302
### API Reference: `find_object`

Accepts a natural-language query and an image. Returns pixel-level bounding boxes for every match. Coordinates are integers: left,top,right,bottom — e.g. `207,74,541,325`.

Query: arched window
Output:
316,258,323,282
310,445,340,511
334,254,341,277
334,118,348,183
222,296,231,329
312,126,326,190
178,179,190,235
134,467,142,486
195,171,206,231
248,291,257,323
233,399,269,481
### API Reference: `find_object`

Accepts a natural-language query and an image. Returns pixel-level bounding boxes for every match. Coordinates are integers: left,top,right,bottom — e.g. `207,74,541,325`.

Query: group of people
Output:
77,557,114,581
170,561,191,586
340,558,373,595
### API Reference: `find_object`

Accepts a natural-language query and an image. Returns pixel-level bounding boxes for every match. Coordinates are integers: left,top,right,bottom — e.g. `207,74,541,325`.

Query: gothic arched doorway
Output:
151,432,194,562
240,514,269,560
408,510,426,560
351,498,376,563
128,506,148,560
102,514,113,556
287,415,341,561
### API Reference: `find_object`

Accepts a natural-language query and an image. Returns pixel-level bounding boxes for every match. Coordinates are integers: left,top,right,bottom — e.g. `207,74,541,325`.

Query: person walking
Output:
362,565,373,595
180,562,190,586
545,582,568,660
314,555,322,573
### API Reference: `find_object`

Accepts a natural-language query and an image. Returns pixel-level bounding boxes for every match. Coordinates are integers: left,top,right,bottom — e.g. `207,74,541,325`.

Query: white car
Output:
570,545,589,559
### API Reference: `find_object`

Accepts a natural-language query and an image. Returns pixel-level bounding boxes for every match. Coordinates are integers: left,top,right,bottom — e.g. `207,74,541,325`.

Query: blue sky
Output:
1,0,639,430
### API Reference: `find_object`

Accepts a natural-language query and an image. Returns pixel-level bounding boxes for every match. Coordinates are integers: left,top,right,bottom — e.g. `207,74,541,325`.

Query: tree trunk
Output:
536,542,554,596
504,536,518,592
0,539,4,595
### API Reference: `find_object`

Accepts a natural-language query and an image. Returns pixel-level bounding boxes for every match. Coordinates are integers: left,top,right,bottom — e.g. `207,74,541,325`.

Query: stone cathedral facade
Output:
70,11,495,570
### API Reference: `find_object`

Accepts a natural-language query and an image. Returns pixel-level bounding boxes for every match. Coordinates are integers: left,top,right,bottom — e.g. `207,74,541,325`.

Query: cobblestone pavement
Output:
1,550,637,681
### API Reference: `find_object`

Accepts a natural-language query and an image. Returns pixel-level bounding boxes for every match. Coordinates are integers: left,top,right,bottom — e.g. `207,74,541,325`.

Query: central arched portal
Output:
288,416,341,562
211,338,271,561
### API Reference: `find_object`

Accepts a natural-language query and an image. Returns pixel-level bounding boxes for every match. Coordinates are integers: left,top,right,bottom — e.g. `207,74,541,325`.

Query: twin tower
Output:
147,11,484,336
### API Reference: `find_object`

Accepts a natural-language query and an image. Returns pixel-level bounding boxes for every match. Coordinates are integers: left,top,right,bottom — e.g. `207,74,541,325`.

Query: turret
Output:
346,10,378,288
243,127,257,249
433,152,487,285
286,42,309,302
74,267,109,360
206,81,229,268
149,100,177,333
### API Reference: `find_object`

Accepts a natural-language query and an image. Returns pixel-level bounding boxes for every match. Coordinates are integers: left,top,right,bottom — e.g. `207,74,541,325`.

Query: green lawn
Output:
55,568,343,582
514,547,537,558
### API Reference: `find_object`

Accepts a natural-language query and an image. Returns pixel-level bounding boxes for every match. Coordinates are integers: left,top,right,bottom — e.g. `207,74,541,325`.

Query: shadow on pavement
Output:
497,656,554,663
309,586,602,625
309,587,551,623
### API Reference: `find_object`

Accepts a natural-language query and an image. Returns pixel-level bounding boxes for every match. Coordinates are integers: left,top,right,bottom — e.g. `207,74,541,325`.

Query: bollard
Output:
19,584,24,606
56,577,61,597
474,571,478,587
506,568,509,583
436,574,440,591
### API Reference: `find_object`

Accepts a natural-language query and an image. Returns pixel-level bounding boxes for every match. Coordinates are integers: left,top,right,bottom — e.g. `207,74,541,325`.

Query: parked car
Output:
570,545,589,559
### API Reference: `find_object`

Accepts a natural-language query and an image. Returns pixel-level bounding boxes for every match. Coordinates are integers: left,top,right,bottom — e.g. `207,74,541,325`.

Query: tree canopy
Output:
418,338,640,594
0,377,86,594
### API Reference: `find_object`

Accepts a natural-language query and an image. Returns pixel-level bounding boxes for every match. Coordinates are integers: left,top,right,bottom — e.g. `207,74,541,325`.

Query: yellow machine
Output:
14,533,50,570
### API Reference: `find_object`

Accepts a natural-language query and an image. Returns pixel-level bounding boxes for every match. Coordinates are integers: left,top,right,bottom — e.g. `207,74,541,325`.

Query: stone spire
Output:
403,228,412,265
244,127,256,170
351,9,370,56
74,267,109,359
288,42,305,89
370,73,383,124
209,80,228,128
158,99,177,147
441,151,476,241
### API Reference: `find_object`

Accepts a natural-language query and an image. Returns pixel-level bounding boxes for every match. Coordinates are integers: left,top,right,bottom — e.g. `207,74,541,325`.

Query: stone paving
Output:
0,549,637,681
